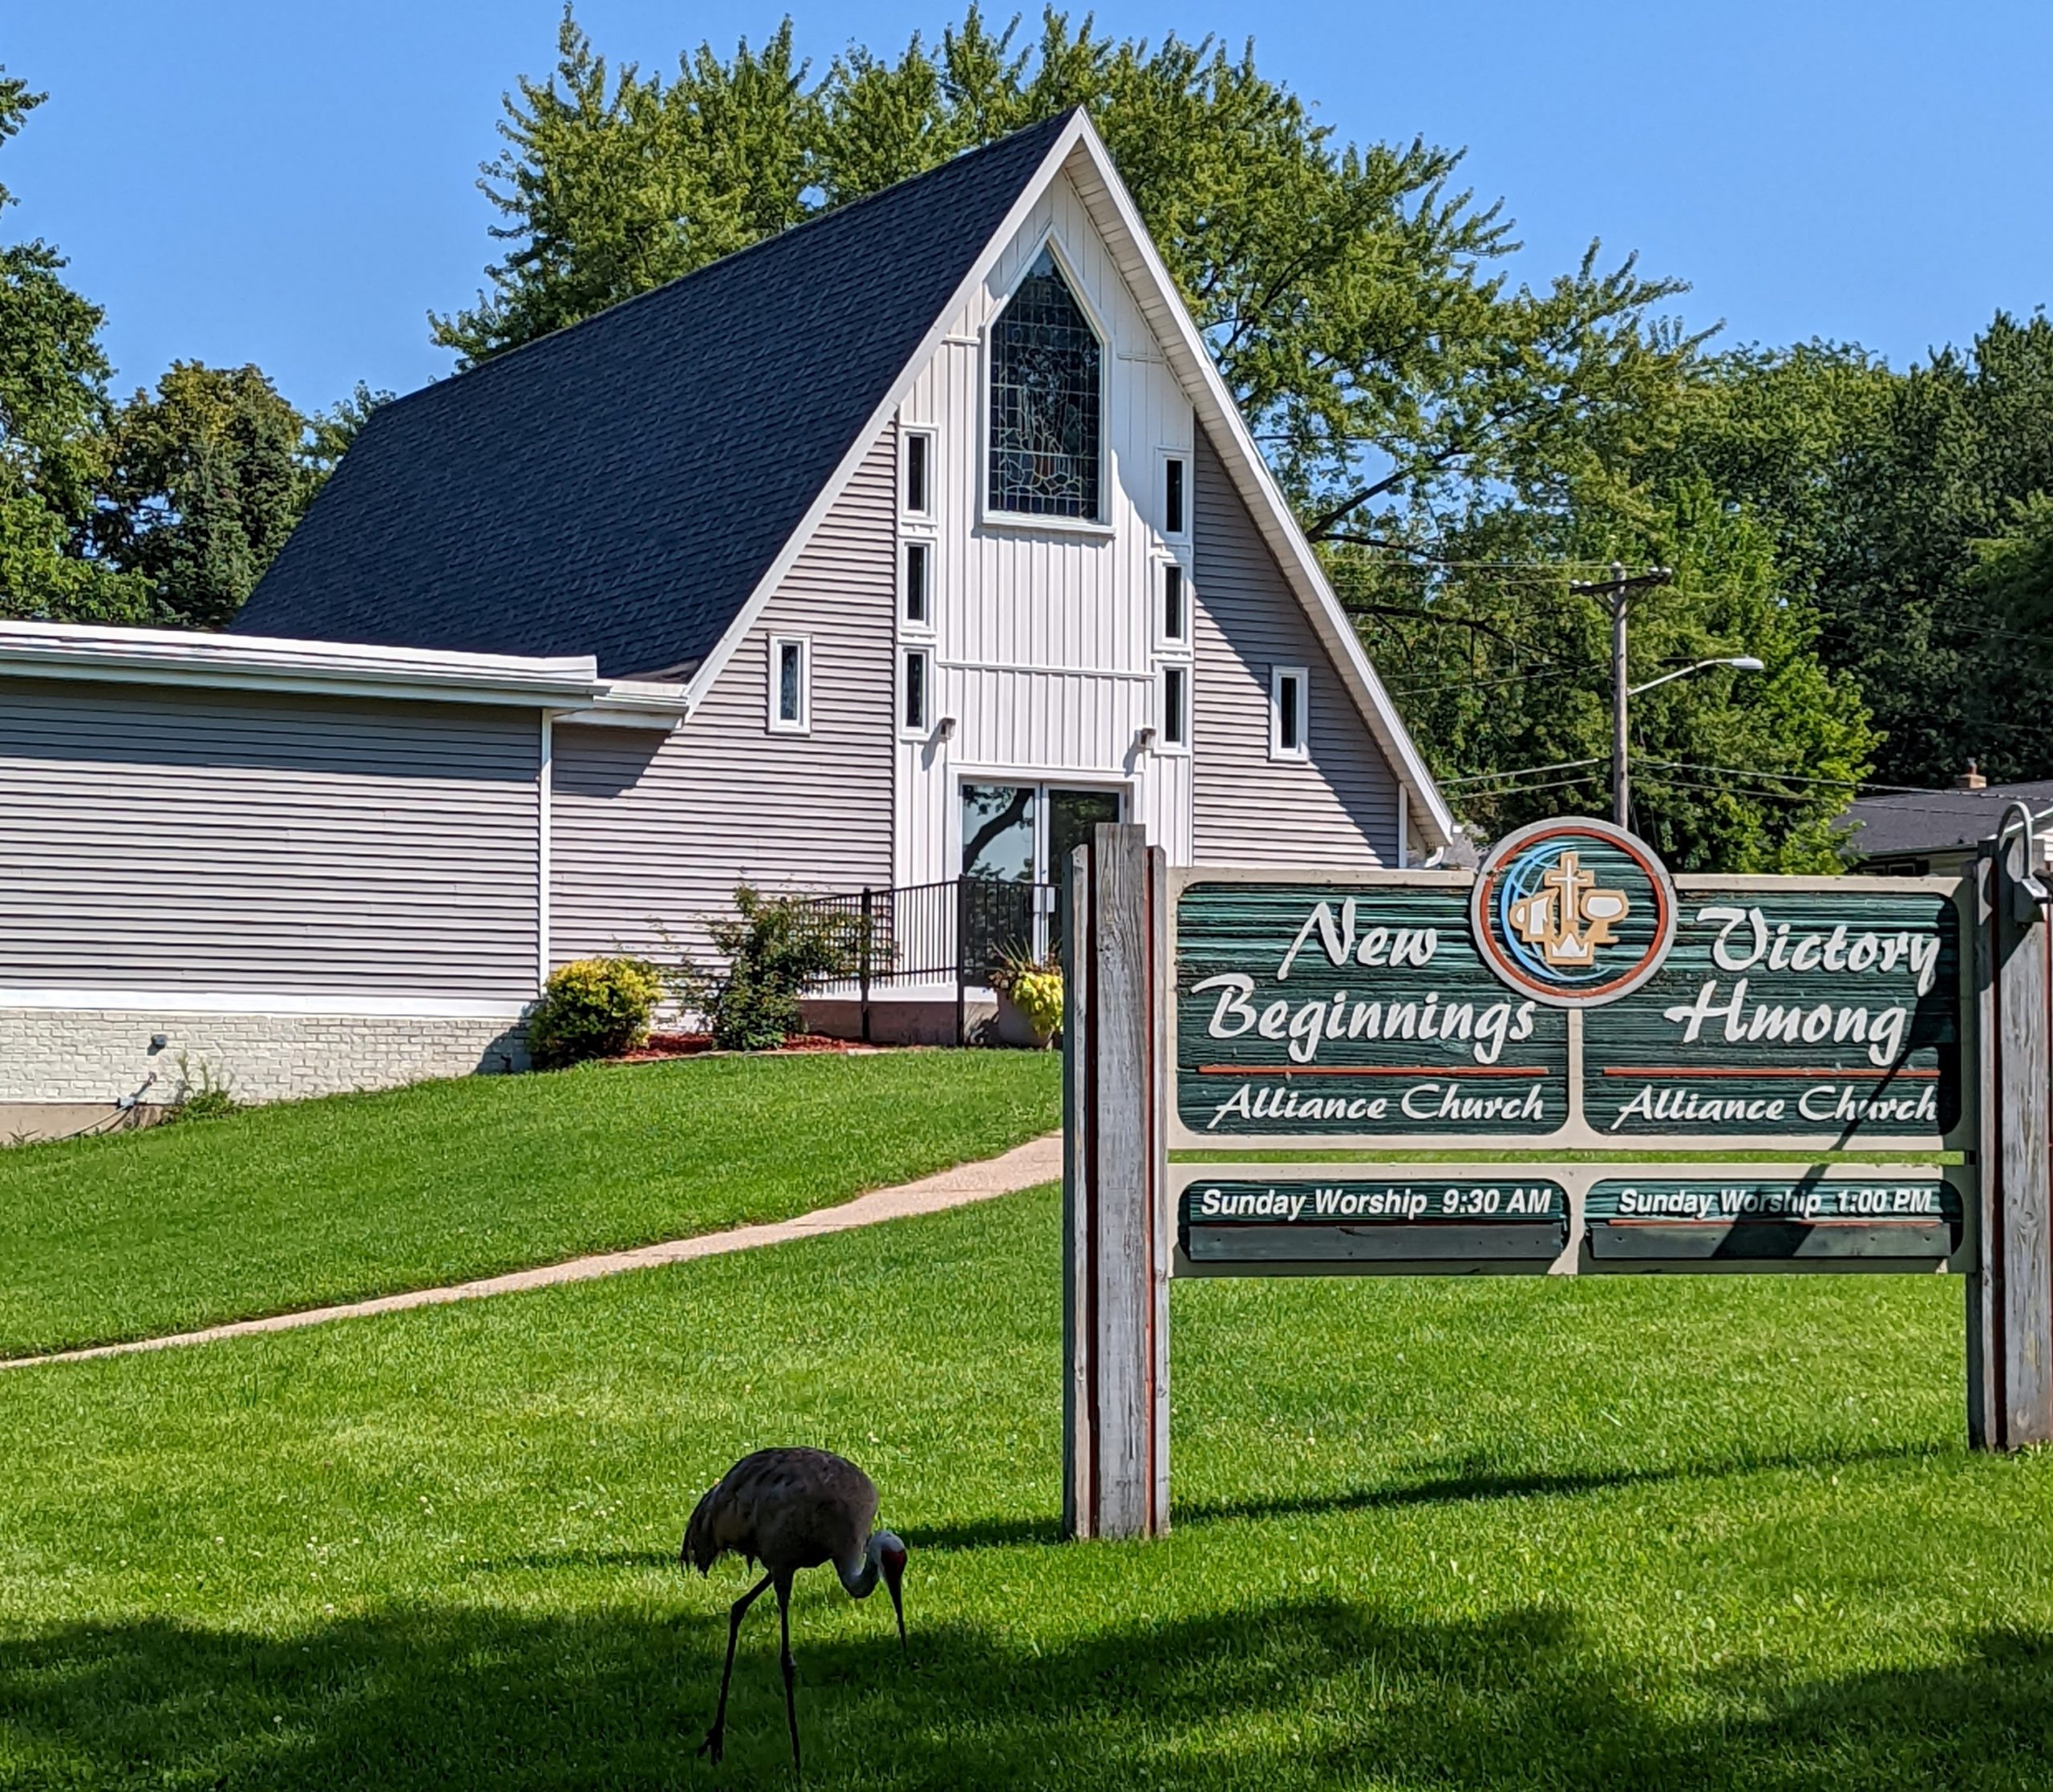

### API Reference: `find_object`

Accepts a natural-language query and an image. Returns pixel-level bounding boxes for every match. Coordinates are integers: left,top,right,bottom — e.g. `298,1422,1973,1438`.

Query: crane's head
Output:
873,1531,908,1646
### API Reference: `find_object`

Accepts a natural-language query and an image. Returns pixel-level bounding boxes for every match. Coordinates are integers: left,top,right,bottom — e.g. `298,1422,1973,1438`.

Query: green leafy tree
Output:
93,362,318,628
0,72,156,622
1340,475,1877,872
0,69,353,628
1650,319,2053,788
1970,491,2053,700
435,6,1695,549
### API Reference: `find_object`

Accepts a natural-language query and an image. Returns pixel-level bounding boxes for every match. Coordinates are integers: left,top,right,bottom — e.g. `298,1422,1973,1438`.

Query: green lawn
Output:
3,1187,2049,1788
0,1051,1059,1358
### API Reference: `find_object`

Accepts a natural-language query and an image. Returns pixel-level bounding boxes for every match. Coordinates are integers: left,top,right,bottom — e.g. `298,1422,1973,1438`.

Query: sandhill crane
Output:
682,1446,907,1778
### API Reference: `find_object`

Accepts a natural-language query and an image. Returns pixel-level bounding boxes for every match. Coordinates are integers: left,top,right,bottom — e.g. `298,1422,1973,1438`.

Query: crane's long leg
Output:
776,1574,803,1783
699,1571,773,1766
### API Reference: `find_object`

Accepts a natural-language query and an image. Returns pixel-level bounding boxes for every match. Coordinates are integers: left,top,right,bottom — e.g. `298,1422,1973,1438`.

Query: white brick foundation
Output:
0,1007,529,1109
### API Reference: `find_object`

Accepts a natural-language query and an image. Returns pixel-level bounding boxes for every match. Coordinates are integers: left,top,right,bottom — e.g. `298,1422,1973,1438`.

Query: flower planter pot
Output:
994,989,1057,1050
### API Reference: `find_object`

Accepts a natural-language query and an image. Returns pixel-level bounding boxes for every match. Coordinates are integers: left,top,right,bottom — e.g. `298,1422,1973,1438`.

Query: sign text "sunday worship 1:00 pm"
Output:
1170,823,1967,1151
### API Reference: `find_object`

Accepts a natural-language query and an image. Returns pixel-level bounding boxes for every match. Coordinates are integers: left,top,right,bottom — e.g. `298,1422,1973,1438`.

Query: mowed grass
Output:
3,1188,2051,1789
0,1051,1059,1357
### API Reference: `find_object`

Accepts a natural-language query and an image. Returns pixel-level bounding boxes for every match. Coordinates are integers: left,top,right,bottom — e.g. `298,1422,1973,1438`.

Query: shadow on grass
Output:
2,1596,2047,1790
476,1443,1958,1577
899,1439,1950,1555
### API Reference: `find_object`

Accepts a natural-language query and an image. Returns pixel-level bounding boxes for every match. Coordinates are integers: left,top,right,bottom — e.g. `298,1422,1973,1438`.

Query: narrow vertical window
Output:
1271,665,1306,758
904,540,929,625
905,431,930,516
903,649,929,732
769,636,809,732
1164,456,1186,536
1162,664,1188,748
989,246,1102,519
1162,563,1185,643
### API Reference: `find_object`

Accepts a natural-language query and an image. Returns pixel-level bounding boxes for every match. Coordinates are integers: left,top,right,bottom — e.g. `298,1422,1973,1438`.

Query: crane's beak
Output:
882,1551,907,1649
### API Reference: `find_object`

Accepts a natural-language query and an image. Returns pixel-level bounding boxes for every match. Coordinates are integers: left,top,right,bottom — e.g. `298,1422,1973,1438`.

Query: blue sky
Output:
8,2,2049,414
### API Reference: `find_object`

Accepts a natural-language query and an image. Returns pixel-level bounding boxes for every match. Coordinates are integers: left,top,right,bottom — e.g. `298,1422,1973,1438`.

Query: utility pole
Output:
1608,560,1628,827
1567,564,1674,831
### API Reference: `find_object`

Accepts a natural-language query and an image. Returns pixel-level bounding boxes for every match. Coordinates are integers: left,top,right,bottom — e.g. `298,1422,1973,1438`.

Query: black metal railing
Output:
796,876,1061,1043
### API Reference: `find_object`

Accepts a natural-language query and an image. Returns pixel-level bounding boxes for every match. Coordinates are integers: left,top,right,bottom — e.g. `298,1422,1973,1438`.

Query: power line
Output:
1446,770,1608,800
1388,661,1607,697
1639,760,1941,795
1439,756,1605,787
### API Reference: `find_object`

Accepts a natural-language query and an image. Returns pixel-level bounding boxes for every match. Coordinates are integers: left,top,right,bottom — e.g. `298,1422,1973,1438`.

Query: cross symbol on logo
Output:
1506,851,1633,970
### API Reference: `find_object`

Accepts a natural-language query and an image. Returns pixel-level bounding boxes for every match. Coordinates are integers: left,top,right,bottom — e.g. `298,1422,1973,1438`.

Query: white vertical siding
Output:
0,681,542,999
1189,429,1398,867
549,428,898,962
893,170,1196,882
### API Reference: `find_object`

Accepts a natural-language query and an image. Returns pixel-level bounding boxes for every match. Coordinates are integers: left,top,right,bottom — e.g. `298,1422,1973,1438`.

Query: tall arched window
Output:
988,247,1102,520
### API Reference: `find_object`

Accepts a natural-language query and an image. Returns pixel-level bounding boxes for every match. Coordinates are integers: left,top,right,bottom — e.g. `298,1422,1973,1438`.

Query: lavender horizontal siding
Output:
0,680,541,997
549,427,897,961
1190,428,1397,867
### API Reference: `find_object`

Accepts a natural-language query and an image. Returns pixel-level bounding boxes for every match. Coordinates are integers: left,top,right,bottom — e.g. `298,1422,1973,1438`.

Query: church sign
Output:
1164,818,1972,1276
1172,819,1967,1157
1065,819,2041,1544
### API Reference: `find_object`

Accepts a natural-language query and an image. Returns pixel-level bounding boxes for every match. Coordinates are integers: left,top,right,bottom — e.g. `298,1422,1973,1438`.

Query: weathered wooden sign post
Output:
1063,815,2053,1542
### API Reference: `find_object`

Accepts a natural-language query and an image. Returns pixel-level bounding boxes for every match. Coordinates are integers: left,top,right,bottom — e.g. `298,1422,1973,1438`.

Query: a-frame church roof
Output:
238,109,1455,846
236,113,1075,680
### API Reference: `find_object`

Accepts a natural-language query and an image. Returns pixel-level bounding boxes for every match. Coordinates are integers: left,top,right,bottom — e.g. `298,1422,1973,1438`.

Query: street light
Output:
1615,654,1764,824
1627,656,1765,698
1568,562,1766,828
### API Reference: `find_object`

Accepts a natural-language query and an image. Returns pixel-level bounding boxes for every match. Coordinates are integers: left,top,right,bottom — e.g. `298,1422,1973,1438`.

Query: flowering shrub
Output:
676,888,867,1051
526,956,666,1068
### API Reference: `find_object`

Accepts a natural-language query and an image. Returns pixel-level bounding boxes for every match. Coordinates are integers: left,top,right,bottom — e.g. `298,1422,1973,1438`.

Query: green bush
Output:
165,1054,237,1123
526,957,665,1069
680,887,866,1052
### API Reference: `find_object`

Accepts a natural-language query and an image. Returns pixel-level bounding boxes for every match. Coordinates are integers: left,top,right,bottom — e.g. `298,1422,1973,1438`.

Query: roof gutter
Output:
0,619,681,719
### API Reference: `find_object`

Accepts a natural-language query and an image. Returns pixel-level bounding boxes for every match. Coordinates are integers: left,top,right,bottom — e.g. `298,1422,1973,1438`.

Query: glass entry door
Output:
959,782,1124,978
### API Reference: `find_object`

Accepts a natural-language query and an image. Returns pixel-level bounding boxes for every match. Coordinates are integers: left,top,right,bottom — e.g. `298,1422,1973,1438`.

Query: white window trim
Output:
900,645,934,738
767,633,812,734
1154,553,1193,653
901,424,937,520
1270,664,1308,761
900,535,936,636
1156,446,1191,543
978,227,1116,536
1158,661,1192,754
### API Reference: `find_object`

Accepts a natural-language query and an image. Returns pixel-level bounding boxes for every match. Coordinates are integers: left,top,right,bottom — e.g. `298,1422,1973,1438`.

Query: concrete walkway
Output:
3,1132,1063,1370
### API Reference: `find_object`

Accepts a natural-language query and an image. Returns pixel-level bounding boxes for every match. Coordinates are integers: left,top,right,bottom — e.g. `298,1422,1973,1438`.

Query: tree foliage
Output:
91,362,317,627
0,75,156,622
0,66,363,627
1641,318,2053,789
435,6,1697,550
1338,472,1877,873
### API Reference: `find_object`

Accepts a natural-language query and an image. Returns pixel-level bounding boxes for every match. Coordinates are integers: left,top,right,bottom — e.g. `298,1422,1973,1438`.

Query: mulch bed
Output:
612,1032,880,1062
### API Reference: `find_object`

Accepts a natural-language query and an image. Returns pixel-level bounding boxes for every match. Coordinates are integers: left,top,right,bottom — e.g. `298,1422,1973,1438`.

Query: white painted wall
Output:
892,170,1197,888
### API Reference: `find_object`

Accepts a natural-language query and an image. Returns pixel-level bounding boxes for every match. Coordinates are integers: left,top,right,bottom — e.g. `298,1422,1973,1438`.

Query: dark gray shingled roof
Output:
1843,779,2053,859
233,113,1075,678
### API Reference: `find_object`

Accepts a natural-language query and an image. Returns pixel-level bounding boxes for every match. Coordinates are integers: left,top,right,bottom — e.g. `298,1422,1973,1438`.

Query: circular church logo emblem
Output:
1469,818,1676,1007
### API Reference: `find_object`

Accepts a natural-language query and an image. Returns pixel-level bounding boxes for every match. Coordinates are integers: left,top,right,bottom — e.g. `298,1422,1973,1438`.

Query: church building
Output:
0,109,1451,1123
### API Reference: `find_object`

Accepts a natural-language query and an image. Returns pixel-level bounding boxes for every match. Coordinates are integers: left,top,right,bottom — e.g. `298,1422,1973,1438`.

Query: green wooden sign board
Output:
1171,821,1970,1155
1064,820,2033,1547
1583,1175,1961,1264
1164,818,1975,1280
1179,1176,1570,1269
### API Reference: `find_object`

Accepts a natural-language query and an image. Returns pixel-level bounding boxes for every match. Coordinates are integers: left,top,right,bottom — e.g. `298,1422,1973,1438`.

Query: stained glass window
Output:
989,248,1102,519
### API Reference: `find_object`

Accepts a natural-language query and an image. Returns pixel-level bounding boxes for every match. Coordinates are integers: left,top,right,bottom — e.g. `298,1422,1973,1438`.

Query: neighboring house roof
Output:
236,113,1074,679
1843,779,2053,860
235,109,1455,848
